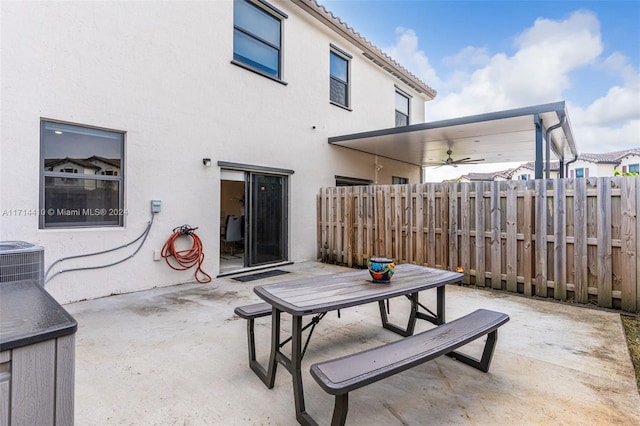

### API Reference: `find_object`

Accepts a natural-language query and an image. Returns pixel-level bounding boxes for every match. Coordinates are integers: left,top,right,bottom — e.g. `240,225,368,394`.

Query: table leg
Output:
436,285,445,325
250,308,279,388
291,315,319,426
378,295,417,337
382,285,447,334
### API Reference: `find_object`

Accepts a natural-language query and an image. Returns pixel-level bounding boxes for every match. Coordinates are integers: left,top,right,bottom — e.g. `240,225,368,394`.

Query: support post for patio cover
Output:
534,114,543,179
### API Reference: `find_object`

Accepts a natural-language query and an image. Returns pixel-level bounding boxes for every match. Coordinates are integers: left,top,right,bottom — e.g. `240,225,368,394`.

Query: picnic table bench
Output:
234,302,272,376
233,265,481,425
309,308,510,426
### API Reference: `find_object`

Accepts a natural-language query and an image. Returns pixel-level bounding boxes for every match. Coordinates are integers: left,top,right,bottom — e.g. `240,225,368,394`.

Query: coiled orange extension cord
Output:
161,225,212,284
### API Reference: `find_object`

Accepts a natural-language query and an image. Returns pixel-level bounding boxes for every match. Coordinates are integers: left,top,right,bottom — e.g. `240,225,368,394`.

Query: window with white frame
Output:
41,120,124,228
575,167,585,178
233,0,284,79
395,91,410,127
629,163,639,174
330,49,350,108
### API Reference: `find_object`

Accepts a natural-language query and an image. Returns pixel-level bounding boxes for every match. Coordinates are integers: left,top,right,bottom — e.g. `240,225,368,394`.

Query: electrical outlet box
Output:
151,200,161,213
153,250,161,261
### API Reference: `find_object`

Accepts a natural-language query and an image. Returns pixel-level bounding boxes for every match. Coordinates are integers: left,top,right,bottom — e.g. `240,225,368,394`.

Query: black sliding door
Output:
247,173,287,266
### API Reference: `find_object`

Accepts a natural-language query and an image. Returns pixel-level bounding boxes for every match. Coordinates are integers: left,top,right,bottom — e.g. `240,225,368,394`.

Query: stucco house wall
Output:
567,150,640,177
0,1,432,303
509,165,560,180
617,153,640,173
567,159,611,177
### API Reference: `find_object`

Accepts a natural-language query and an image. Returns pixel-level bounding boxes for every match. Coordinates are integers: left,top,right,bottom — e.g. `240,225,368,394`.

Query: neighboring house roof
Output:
459,170,511,181
293,0,436,98
45,158,101,170
577,148,640,164
515,160,560,171
45,157,121,171
87,156,121,168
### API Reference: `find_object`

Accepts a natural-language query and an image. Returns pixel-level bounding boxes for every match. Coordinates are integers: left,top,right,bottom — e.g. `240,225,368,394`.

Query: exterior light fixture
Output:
202,158,211,167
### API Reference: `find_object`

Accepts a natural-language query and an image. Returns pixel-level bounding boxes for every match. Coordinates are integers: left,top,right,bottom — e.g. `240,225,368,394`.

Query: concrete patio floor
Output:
64,261,640,425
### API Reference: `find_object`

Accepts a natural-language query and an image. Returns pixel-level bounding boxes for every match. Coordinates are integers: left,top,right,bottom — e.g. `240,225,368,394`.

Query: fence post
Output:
426,184,436,267
506,181,518,292
475,181,486,287
375,187,384,257
365,186,373,263
597,177,613,308
317,189,322,260
535,179,548,297
490,181,501,289
405,184,414,265
440,183,449,269
554,179,567,300
336,187,344,264
346,187,353,267
448,181,458,272
620,177,637,312
415,184,424,265
523,180,534,296
573,178,588,304
355,186,364,266
460,183,471,284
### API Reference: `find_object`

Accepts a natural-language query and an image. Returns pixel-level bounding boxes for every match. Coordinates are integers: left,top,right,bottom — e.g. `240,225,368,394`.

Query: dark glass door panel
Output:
248,173,287,266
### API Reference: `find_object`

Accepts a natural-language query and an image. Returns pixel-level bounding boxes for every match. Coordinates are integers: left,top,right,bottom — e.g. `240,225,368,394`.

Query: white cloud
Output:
443,46,491,68
382,27,441,89
383,10,639,155
426,10,604,119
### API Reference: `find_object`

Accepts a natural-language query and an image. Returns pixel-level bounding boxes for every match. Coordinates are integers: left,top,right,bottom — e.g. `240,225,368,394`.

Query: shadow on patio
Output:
65,261,640,425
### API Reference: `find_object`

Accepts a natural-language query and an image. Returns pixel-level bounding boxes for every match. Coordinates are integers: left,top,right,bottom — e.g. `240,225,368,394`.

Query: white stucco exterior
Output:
565,150,640,177
617,153,640,174
509,165,560,180
1,1,433,303
567,159,611,177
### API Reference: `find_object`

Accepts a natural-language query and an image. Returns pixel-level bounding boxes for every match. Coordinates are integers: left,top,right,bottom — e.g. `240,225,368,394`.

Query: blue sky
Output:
318,0,639,168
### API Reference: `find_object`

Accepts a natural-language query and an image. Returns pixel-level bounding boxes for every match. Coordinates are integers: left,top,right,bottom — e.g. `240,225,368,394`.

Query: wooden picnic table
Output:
250,264,463,425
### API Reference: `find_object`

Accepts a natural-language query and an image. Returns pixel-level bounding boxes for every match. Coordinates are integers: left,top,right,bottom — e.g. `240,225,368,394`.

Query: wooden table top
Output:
254,264,463,316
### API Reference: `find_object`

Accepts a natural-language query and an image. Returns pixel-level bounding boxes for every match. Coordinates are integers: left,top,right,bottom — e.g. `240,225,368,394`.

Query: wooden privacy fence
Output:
317,177,640,312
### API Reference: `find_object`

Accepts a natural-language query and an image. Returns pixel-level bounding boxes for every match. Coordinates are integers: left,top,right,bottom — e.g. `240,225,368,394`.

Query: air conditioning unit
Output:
0,241,45,286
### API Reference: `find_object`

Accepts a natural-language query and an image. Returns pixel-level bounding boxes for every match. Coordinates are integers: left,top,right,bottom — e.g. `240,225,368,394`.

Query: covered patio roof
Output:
329,101,578,179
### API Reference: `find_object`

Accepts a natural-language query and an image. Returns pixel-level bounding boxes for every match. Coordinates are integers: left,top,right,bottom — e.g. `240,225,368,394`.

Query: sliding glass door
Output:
247,173,287,266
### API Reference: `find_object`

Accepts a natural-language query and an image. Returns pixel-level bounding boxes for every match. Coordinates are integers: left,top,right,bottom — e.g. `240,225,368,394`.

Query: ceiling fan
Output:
424,149,485,168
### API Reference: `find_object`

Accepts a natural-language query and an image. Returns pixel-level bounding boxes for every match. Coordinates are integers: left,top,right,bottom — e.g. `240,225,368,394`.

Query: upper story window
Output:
395,90,410,127
41,120,124,228
233,0,284,80
330,47,351,108
519,174,530,181
392,176,408,184
629,164,639,174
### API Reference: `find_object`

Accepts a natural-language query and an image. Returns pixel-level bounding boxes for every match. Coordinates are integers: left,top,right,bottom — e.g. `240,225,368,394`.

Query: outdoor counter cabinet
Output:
247,264,464,425
0,279,77,425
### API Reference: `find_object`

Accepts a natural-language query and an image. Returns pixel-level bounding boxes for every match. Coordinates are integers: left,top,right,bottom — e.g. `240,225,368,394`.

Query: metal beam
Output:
534,114,543,179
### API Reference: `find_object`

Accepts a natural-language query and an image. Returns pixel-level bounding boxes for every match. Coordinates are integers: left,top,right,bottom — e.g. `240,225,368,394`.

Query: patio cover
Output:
329,101,578,179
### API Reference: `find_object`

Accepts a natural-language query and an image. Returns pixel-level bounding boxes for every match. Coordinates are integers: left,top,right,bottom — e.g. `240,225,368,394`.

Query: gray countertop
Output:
0,280,77,352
